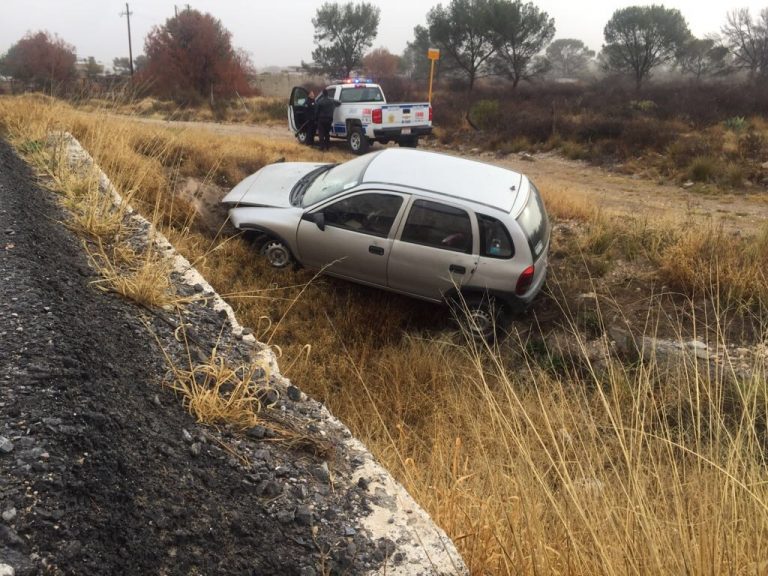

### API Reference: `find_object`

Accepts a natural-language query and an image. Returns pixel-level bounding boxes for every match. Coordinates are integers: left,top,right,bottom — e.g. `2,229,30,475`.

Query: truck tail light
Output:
372,109,382,124
429,106,433,121
515,265,535,295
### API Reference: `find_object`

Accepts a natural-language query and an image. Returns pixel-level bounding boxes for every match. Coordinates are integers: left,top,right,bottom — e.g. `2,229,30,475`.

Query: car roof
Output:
361,149,524,213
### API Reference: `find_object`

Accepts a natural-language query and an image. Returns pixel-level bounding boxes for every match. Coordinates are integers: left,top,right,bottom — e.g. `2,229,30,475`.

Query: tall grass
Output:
2,94,767,575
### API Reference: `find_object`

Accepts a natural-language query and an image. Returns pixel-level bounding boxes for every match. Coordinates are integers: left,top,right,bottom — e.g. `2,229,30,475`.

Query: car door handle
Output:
449,264,466,274
369,245,385,256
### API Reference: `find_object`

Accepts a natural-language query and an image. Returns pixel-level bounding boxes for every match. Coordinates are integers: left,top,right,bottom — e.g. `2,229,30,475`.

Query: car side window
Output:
400,200,473,254
321,193,403,237
478,214,514,259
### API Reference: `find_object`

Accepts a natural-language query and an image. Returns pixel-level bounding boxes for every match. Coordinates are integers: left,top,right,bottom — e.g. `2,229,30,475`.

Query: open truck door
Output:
288,86,311,144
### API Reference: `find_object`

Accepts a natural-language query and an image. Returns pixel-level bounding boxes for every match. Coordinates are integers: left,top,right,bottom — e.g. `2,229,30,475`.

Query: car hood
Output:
221,162,326,208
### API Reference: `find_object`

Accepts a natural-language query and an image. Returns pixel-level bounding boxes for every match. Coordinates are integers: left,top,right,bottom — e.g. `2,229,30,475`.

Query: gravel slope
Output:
0,138,465,576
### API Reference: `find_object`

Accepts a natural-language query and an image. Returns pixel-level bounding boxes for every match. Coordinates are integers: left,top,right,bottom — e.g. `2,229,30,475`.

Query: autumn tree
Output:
141,9,253,103
427,0,497,92
490,0,555,87
545,38,595,78
721,8,768,79
0,31,76,92
602,5,691,89
362,47,400,79
312,2,381,77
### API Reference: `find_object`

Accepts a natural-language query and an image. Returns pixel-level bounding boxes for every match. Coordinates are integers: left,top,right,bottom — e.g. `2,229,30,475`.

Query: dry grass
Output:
2,94,768,575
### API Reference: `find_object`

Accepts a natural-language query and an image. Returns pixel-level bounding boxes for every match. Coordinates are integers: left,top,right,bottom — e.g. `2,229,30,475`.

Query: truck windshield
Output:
302,154,376,207
340,86,384,103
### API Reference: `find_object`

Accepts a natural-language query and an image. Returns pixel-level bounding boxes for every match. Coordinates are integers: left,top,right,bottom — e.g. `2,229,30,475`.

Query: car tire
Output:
348,127,369,155
451,294,500,342
296,129,309,145
261,239,292,268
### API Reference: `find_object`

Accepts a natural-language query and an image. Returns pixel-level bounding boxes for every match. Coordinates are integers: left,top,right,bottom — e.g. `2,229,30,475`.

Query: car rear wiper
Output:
290,164,336,206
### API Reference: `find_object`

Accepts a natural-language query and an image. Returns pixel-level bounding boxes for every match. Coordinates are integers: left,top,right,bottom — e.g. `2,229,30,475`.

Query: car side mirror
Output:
302,211,325,231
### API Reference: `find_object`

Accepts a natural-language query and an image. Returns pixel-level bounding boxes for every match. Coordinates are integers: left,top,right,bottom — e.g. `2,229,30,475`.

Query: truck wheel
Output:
398,136,419,148
348,127,370,155
296,129,309,145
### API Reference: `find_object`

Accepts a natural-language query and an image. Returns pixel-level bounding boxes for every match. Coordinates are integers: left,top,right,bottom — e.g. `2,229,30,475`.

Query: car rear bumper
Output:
372,126,432,139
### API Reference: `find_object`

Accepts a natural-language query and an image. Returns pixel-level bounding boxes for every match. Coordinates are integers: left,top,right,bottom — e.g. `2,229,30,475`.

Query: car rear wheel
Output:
261,239,292,268
348,127,369,155
296,129,309,145
451,295,500,342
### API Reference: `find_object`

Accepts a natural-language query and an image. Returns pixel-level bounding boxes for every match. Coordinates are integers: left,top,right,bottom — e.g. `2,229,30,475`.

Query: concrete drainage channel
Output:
46,133,469,576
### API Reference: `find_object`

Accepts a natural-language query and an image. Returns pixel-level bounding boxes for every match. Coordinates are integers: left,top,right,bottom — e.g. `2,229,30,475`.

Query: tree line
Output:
1,1,767,102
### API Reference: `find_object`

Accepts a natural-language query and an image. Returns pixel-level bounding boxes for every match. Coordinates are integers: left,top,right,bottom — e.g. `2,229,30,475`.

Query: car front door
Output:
388,199,478,301
296,192,406,287
288,86,309,134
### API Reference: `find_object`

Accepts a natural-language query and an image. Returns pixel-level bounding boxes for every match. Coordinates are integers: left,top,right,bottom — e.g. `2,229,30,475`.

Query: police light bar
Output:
342,77,373,84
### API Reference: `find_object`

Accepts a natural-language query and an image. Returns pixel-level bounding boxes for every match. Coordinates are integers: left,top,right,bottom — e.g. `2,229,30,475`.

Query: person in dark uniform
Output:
315,88,340,151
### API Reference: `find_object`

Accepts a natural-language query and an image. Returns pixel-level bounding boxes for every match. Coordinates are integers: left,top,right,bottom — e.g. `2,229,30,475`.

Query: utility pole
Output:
120,2,134,76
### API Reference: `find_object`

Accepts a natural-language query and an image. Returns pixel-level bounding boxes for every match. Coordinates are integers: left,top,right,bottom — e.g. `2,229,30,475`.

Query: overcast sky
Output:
1,0,766,69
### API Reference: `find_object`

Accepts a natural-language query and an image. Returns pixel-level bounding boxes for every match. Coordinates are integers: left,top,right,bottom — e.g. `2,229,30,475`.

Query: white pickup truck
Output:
288,80,433,154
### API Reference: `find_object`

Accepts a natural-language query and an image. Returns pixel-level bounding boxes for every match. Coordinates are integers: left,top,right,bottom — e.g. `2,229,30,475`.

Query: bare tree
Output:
721,8,768,78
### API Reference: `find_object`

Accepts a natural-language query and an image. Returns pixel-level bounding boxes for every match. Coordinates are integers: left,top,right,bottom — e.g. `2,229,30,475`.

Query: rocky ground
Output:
0,138,465,575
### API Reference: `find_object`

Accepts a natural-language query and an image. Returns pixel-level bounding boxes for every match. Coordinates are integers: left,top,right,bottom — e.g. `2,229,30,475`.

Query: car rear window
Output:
516,182,549,260
478,214,514,259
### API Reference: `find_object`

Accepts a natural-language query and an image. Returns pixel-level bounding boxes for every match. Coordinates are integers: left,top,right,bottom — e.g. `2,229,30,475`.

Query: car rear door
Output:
387,198,478,301
288,86,309,134
296,192,407,287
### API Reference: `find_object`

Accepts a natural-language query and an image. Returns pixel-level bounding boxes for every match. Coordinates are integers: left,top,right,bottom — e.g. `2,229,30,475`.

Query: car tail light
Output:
428,106,433,121
372,109,382,124
515,265,535,295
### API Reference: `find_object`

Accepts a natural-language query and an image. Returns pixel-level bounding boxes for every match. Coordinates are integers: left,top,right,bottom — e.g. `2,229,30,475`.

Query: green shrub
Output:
470,99,499,131
629,99,657,114
724,116,747,133
688,156,720,182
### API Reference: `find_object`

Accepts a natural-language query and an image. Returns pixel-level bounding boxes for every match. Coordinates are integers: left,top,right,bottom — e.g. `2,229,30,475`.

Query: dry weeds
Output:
2,94,767,575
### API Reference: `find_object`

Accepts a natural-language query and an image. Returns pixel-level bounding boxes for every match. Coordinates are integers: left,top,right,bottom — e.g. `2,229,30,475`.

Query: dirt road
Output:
118,115,768,234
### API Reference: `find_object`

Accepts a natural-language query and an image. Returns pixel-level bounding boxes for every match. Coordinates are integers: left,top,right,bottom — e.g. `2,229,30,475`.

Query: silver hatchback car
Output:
221,148,550,338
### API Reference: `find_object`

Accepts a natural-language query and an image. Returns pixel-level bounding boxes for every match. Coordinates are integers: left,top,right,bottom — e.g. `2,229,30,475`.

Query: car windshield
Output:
301,154,376,207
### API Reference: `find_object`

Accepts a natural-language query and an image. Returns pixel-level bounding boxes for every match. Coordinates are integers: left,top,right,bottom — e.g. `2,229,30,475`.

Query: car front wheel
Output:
296,129,309,145
261,239,293,268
